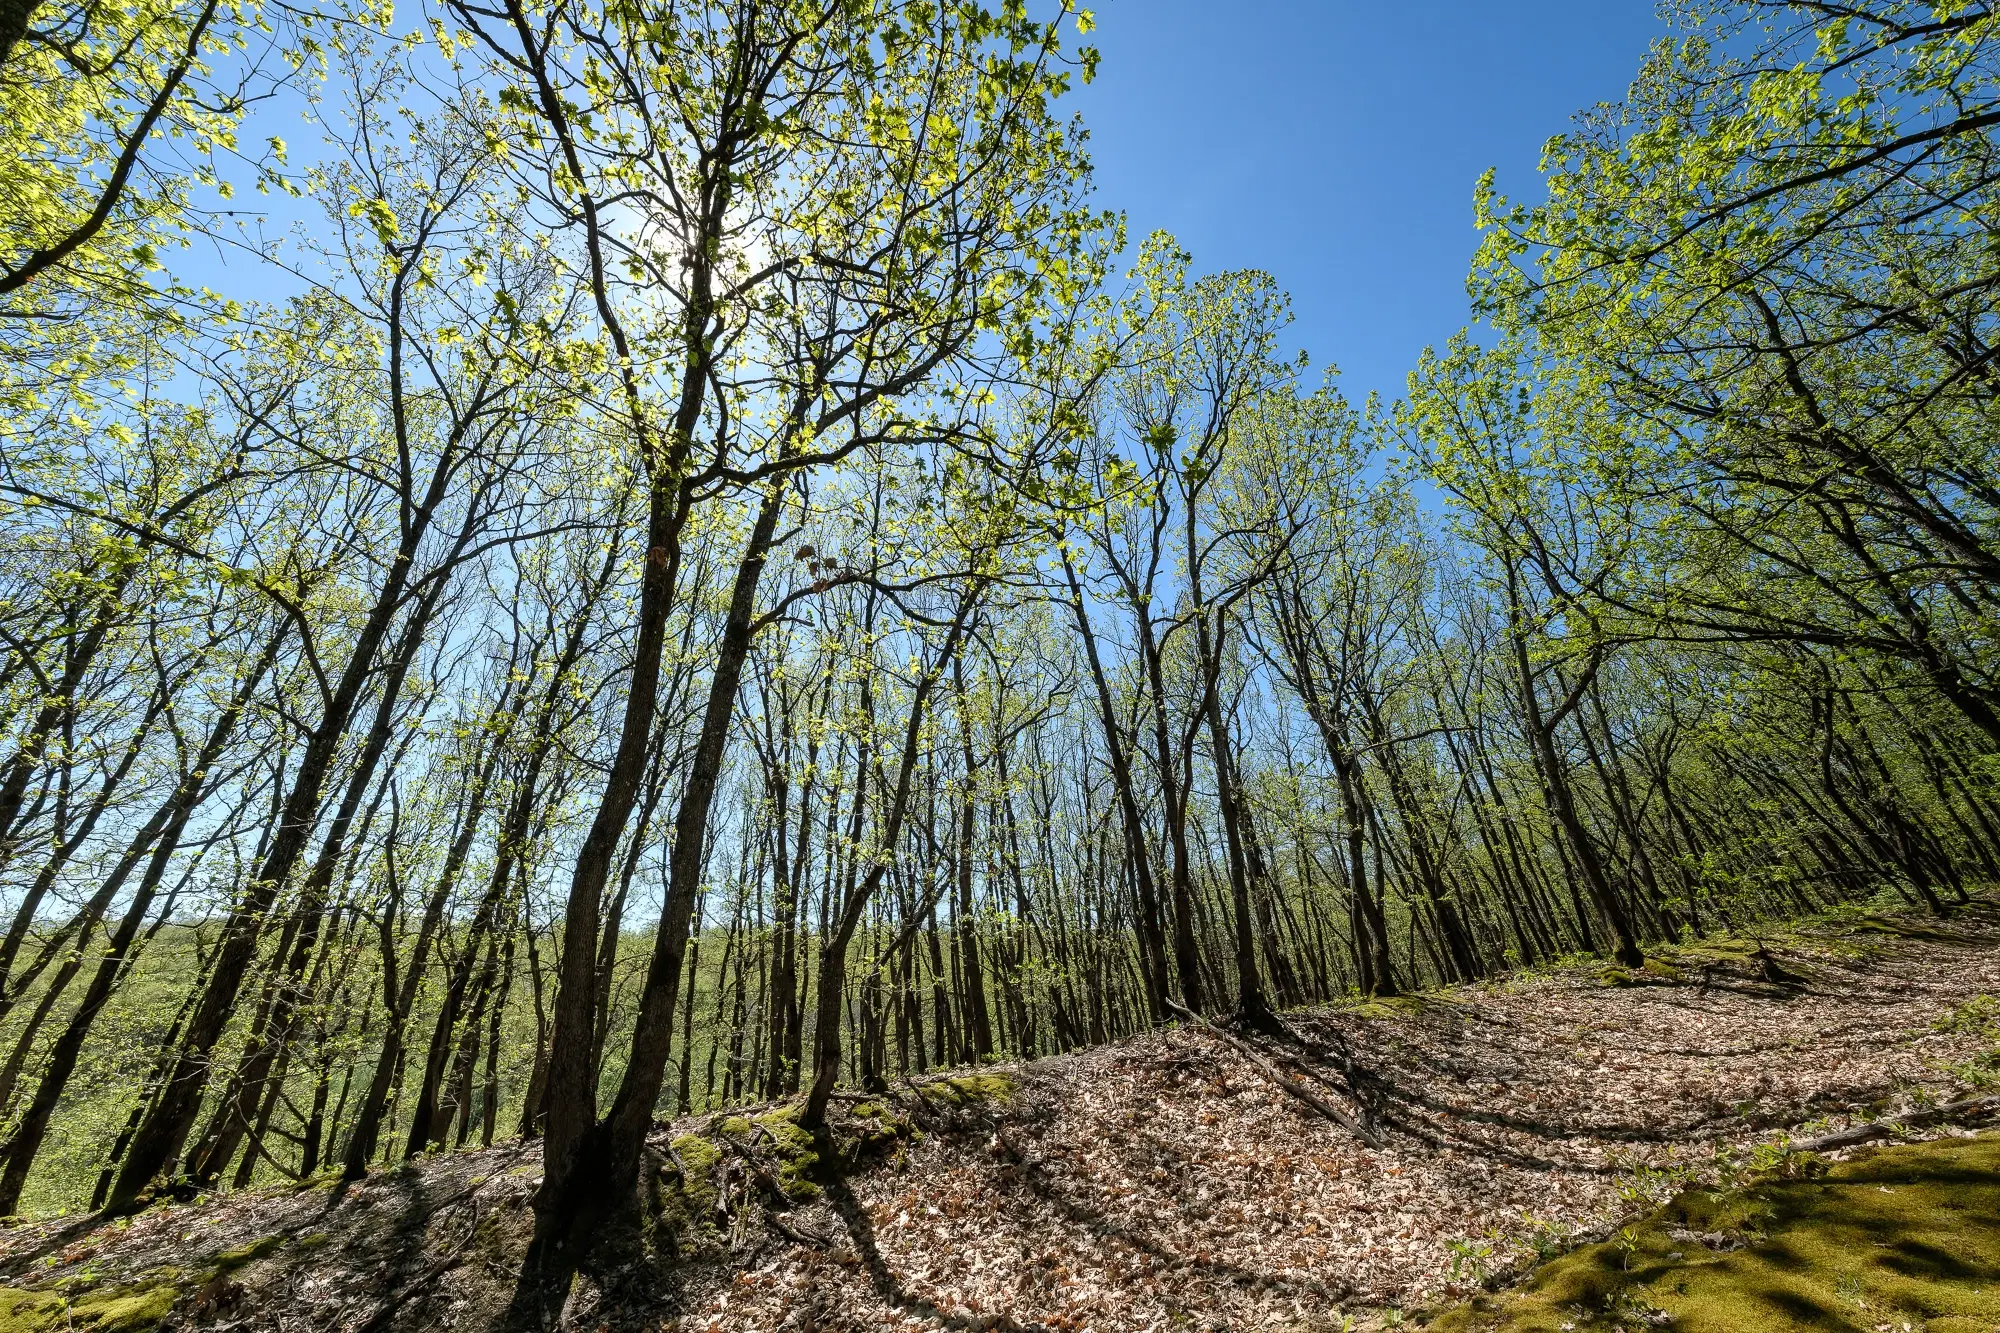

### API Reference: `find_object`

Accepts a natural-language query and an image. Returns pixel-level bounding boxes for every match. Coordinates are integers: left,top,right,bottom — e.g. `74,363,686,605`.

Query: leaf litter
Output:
1,917,1997,1332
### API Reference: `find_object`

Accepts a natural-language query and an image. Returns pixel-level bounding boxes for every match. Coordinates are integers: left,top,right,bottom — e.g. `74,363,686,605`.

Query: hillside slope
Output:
3,913,1998,1332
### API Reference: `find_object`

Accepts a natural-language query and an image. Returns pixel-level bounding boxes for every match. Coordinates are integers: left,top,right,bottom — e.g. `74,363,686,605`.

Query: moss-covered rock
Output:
69,1283,178,1332
668,1135,721,1208
752,1105,821,1201
1348,994,1430,1020
212,1234,284,1272
1431,1132,2000,1332
839,1099,914,1165
659,1133,724,1235
921,1073,1015,1106
0,1290,65,1333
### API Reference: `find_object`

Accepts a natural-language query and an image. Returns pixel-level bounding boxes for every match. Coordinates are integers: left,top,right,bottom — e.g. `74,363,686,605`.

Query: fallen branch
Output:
766,1211,836,1250
713,1124,795,1214
1165,998,1382,1147
1794,1094,2000,1153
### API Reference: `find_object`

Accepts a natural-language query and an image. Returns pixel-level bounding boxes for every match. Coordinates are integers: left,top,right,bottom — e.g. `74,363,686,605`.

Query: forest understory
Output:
1,908,1996,1333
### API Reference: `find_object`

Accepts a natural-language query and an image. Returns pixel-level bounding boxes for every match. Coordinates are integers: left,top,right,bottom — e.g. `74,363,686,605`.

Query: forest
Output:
2,0,2000,1327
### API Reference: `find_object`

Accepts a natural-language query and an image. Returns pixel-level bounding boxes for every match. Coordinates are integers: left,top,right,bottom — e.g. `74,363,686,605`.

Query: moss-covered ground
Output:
0,1277,179,1332
1431,1132,2000,1332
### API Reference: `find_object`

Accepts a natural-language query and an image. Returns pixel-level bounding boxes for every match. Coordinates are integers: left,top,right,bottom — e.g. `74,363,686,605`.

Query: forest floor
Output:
3,904,2000,1333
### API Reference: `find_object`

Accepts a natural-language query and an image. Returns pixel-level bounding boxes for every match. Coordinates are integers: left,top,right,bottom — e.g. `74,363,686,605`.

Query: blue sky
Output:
1069,1,1666,407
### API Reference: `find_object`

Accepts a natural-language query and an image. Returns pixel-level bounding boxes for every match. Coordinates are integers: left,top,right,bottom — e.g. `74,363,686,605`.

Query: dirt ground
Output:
3,910,1998,1332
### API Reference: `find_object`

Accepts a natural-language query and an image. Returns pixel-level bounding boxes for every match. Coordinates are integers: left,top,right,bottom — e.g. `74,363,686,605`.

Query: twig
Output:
1165,998,1383,1147
714,1123,797,1214
349,1196,482,1333
766,1211,834,1249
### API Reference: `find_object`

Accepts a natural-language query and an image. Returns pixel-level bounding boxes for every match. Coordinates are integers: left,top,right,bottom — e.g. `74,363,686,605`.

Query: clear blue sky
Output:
1068,1,1665,406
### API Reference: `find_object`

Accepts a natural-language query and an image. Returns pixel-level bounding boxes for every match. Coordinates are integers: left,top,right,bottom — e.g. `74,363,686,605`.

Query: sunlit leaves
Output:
1464,1,2000,733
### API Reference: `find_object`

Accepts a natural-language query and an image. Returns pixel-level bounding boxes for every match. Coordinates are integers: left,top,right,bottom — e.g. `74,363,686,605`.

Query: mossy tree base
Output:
1432,1133,2000,1332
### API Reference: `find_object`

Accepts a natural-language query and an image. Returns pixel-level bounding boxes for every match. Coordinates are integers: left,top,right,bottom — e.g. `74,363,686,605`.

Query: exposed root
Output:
1165,996,1382,1146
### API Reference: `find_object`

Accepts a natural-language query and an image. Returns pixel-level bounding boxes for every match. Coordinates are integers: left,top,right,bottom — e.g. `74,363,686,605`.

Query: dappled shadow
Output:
0,1208,124,1280
822,1168,1063,1333
1883,1236,1979,1282
823,1069,1356,1326
1759,1285,1860,1329
996,1130,1351,1305
1434,1134,2000,1330
1271,942,1993,1172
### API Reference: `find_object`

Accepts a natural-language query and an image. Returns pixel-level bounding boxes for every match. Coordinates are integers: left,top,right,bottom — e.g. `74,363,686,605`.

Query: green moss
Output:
816,1096,916,1168
68,1283,178,1331
752,1105,821,1200
843,1099,912,1156
923,1073,1016,1106
754,1103,812,1143
665,1133,722,1221
1431,1133,2000,1332
0,1279,178,1332
1349,994,1430,1020
213,1234,284,1271
671,1132,722,1175
0,1289,64,1332
658,1132,740,1244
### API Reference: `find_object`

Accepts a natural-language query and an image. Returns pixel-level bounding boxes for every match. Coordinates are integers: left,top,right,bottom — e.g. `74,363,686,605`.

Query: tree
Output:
1481,0,2000,744
444,0,1104,1306
1406,335,1649,968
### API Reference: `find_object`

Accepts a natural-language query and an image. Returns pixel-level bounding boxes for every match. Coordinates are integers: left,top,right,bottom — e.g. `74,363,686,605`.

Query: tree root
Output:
1165,998,1382,1147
